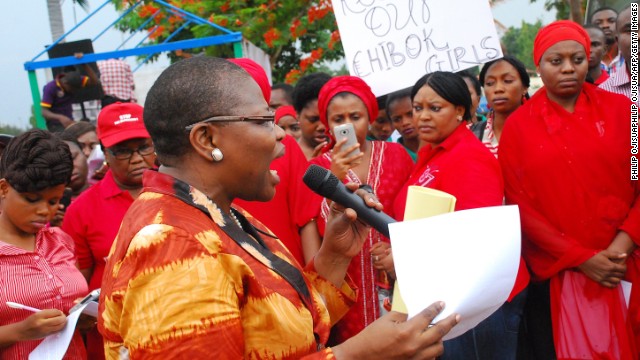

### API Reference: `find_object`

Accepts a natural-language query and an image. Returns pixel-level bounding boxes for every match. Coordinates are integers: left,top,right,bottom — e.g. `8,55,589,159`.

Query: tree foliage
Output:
530,0,587,23
501,20,544,72
113,0,344,83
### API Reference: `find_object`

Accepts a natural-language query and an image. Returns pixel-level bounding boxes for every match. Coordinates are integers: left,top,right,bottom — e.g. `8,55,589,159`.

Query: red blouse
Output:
0,227,88,359
393,124,530,300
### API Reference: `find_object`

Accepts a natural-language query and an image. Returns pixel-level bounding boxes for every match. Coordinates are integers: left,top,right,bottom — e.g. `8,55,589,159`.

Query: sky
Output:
0,0,556,129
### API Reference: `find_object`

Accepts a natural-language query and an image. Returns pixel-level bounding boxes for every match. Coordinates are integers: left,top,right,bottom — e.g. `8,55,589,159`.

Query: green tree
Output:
113,0,343,83
501,20,544,71
530,0,587,23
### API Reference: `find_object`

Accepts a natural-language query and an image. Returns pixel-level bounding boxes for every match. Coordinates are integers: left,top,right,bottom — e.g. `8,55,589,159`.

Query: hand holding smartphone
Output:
333,123,361,158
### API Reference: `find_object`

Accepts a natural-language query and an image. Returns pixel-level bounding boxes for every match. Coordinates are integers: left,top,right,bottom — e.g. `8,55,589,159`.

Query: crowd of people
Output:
0,4,637,359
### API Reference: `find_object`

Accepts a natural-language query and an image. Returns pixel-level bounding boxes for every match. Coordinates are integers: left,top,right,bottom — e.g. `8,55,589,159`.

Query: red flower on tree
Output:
328,30,341,50
263,28,280,48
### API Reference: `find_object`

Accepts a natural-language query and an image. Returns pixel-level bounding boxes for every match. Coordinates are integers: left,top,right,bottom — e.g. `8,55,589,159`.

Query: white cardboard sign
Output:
332,0,503,96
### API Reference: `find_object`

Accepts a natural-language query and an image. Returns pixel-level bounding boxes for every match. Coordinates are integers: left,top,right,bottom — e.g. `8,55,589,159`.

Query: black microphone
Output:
303,164,396,238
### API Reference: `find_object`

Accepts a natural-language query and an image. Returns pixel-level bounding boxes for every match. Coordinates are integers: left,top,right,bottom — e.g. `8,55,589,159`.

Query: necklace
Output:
229,210,242,228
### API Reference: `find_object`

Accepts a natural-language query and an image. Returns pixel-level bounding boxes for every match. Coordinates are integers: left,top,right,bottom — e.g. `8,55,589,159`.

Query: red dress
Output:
311,141,414,344
499,83,640,358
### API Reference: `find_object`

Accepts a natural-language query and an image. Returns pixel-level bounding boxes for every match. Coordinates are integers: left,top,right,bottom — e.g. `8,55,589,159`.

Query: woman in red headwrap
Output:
275,105,301,140
309,75,414,344
499,20,639,358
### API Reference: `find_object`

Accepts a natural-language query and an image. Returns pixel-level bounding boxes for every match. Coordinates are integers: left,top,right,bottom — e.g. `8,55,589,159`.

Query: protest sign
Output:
332,0,503,96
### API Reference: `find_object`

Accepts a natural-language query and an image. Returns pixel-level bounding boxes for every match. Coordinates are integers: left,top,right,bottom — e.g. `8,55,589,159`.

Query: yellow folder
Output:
391,186,456,313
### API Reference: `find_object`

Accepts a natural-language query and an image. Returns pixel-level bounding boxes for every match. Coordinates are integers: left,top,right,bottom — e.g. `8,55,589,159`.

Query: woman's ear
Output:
0,179,9,197
188,124,221,162
456,105,466,120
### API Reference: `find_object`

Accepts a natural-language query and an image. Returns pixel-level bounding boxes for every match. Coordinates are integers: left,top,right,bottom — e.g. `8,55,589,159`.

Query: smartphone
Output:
60,188,73,209
333,123,361,158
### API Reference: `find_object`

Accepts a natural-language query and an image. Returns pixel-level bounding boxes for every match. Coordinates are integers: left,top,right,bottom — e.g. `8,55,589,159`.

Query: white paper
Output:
331,0,503,97
29,302,88,360
389,205,521,340
621,280,632,308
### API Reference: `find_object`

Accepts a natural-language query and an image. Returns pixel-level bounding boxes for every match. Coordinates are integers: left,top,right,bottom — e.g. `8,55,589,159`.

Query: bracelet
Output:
358,184,374,194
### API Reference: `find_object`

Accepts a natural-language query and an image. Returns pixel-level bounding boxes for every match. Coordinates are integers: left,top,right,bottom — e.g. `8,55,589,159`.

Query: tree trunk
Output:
568,0,584,24
47,0,65,43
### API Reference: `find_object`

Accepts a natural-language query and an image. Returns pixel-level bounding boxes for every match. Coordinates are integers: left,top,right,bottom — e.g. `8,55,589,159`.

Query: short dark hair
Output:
584,24,607,36
143,56,250,162
63,121,96,141
271,83,294,103
60,71,85,90
385,88,412,118
0,129,72,192
456,70,482,98
479,55,531,90
591,6,618,23
411,72,472,121
292,72,332,113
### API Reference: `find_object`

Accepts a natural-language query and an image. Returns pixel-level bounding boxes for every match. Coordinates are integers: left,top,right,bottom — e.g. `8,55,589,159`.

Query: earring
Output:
457,115,463,122
211,148,224,162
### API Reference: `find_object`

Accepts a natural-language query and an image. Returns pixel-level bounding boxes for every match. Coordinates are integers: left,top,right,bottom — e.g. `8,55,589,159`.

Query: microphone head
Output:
303,164,340,198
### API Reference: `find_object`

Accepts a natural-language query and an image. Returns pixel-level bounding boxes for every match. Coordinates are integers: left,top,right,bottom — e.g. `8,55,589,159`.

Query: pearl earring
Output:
457,115,463,122
211,148,224,162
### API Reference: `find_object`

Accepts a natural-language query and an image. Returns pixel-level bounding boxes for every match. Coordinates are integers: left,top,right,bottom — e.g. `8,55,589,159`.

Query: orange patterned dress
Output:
98,170,356,359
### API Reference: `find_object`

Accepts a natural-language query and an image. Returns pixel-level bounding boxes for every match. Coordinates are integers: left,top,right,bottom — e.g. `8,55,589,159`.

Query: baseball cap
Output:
97,102,150,148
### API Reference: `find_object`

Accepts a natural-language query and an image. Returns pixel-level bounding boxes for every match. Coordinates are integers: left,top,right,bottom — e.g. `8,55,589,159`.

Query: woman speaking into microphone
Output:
97,56,458,359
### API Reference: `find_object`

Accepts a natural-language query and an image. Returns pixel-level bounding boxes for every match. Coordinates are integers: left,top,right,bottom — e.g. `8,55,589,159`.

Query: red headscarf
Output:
317,75,379,130
275,106,297,124
533,20,590,66
227,58,271,103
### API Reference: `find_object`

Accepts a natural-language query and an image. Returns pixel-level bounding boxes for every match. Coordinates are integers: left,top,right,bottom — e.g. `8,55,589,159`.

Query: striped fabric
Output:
0,227,88,359
481,114,499,158
99,170,356,359
599,67,634,103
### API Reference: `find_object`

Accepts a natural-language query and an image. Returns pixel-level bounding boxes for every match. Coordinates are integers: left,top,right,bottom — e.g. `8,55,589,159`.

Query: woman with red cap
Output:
309,75,414,344
499,20,639,358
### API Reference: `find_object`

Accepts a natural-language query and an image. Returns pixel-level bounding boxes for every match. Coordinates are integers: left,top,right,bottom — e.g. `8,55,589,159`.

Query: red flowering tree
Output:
113,0,345,83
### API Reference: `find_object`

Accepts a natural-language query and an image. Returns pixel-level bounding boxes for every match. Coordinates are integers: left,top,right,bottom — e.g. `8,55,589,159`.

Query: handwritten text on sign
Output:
332,0,502,96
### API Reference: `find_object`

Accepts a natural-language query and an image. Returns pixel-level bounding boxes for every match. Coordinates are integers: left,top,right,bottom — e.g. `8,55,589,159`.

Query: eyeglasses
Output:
184,114,275,130
107,144,155,160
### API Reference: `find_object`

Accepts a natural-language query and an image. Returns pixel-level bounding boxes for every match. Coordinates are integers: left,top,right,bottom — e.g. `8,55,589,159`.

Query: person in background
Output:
49,134,89,227
584,25,610,85
367,106,394,142
58,133,89,198
386,88,420,162
0,134,14,159
457,70,484,125
590,6,624,74
40,54,99,132
386,71,529,360
63,121,99,158
310,75,414,345
270,83,294,109
98,55,458,359
275,105,301,140
62,102,156,360
98,58,137,108
500,20,638,358
0,129,88,359
230,58,320,266
475,55,531,157
599,5,637,103
292,72,331,160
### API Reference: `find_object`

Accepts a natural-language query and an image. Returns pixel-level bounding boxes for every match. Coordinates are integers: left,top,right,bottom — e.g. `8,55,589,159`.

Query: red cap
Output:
97,102,150,148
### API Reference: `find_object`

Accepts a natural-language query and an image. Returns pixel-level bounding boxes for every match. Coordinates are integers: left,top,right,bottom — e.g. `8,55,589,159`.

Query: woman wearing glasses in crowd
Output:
62,102,156,360
98,57,458,359
500,21,638,358
307,75,414,345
